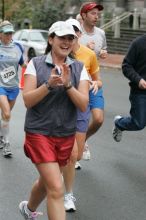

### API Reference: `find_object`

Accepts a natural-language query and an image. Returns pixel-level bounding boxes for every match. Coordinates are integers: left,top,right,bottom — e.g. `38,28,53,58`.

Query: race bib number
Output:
0,66,16,83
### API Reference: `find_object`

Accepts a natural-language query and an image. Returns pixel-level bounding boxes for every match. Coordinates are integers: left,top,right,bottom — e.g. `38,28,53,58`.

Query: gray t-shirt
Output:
0,42,23,88
79,26,107,58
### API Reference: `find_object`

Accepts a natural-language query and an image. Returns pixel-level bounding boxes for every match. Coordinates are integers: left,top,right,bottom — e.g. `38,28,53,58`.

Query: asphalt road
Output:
0,68,146,220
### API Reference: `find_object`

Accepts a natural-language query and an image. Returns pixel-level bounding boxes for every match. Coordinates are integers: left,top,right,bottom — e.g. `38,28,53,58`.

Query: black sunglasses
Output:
4,32,13,35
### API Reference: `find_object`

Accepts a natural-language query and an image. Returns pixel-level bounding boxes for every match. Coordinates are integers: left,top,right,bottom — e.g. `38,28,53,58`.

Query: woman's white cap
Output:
48,21,77,37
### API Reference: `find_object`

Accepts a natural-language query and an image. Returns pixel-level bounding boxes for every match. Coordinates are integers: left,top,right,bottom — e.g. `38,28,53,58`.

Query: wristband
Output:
44,81,53,91
65,81,72,90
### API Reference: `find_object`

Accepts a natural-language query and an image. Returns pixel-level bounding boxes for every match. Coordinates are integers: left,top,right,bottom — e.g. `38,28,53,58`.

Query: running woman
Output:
0,21,25,157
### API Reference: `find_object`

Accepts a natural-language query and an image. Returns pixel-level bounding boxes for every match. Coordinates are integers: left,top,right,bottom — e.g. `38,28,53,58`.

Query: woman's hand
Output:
90,80,98,94
60,63,71,87
48,68,63,87
47,64,72,89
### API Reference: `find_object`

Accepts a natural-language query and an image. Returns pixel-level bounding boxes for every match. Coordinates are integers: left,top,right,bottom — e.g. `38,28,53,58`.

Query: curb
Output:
100,63,122,70
99,54,124,70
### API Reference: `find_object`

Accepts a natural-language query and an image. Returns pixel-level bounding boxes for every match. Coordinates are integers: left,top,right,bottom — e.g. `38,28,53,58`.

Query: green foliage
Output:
32,1,67,29
0,0,70,30
70,0,84,6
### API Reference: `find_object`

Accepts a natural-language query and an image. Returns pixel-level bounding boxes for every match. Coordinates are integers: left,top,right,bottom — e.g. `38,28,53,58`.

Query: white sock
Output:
66,192,73,196
1,119,9,143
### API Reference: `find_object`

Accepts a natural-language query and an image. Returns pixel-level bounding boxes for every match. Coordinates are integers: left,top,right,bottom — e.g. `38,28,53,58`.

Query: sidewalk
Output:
100,53,125,69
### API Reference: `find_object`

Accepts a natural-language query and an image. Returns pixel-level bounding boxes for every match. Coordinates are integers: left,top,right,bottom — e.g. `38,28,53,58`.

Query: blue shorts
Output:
76,105,90,133
89,87,104,110
0,87,19,101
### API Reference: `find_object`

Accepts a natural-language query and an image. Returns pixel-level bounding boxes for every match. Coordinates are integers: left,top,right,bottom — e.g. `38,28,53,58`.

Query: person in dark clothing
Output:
112,34,146,142
129,14,133,28
138,14,141,28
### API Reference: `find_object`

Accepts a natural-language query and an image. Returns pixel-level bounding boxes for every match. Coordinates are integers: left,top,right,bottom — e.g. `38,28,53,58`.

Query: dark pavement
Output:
1,67,146,220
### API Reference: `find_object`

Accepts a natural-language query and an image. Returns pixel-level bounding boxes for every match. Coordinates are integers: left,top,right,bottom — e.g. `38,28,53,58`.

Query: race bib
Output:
0,66,16,83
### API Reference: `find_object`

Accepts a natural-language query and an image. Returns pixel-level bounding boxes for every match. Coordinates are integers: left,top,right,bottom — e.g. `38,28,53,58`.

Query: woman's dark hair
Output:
45,33,56,54
69,52,75,59
73,25,80,33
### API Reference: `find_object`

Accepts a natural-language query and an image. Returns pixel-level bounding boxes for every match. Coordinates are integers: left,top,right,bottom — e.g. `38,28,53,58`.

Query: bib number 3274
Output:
0,66,16,83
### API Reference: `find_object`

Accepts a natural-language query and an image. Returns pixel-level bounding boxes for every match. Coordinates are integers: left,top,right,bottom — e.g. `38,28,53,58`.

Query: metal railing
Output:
100,11,132,30
99,9,139,38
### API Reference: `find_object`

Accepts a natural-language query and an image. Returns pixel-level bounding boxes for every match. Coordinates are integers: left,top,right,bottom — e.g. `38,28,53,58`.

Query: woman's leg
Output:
0,96,16,156
36,162,66,220
86,108,104,139
62,140,78,211
0,96,16,139
62,132,86,211
76,132,87,160
63,140,78,193
63,132,86,192
27,177,46,212
0,96,12,141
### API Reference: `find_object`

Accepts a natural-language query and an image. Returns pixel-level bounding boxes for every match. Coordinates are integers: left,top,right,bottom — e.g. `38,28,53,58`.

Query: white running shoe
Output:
82,142,91,160
75,161,81,170
64,193,76,212
112,115,123,142
2,142,12,157
19,201,43,220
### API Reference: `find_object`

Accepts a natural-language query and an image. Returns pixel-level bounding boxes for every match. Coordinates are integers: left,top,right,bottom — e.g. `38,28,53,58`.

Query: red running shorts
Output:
24,132,75,166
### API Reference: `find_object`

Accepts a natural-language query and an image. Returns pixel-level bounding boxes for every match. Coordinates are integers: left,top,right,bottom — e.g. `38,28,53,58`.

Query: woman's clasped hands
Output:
48,63,71,88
